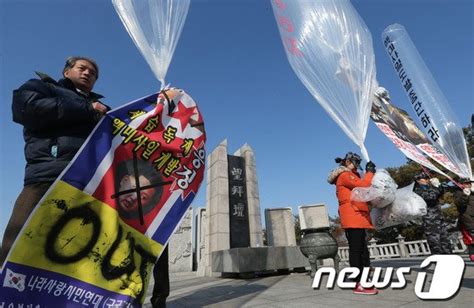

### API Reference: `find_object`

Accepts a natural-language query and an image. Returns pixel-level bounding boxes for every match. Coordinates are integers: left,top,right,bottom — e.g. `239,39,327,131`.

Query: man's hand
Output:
365,161,376,173
92,101,108,114
375,86,390,100
463,188,472,196
430,177,440,187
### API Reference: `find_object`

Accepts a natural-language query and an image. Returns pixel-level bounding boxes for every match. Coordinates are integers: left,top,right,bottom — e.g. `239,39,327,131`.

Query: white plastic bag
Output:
371,183,427,230
271,0,377,160
112,0,190,88
352,169,397,208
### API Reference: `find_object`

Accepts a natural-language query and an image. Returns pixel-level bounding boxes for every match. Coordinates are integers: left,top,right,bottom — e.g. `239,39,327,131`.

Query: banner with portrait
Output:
371,96,454,178
0,88,206,306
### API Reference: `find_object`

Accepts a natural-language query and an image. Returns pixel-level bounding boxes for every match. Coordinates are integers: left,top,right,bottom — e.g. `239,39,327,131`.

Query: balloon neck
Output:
159,79,166,91
360,144,370,162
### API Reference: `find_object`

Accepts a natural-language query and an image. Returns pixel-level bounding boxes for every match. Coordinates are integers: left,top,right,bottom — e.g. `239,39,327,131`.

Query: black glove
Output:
365,161,376,173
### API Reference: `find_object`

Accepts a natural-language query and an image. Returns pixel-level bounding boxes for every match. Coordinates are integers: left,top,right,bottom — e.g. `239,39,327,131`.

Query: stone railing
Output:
338,233,467,261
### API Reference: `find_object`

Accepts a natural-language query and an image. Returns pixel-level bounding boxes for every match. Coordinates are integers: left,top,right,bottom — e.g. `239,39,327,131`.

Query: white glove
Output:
463,188,471,196
430,178,440,187
375,86,390,100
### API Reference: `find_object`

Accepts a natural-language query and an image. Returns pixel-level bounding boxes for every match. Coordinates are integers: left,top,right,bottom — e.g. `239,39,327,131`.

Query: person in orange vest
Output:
328,152,377,295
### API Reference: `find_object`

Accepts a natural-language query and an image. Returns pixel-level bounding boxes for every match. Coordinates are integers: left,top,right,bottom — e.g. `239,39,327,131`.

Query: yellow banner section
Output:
9,180,162,300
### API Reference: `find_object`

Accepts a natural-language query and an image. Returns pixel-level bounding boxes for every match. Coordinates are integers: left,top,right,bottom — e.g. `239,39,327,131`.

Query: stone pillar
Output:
369,238,379,259
234,144,263,247
298,204,330,230
168,207,193,272
265,208,296,247
198,140,230,276
194,207,206,272
396,234,408,258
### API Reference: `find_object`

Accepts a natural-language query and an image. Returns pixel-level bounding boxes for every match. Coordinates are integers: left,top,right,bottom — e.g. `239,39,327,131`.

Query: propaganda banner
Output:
382,28,469,178
0,88,206,307
371,96,454,178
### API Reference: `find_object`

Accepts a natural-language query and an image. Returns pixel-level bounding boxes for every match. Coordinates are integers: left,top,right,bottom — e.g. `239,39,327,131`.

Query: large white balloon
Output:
271,0,377,160
383,24,472,180
112,0,190,88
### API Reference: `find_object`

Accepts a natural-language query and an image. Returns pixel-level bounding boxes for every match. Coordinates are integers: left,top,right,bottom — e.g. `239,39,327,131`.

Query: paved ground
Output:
144,256,473,307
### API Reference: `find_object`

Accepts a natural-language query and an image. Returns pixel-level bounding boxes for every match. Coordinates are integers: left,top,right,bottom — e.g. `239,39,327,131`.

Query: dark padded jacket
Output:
12,72,106,185
453,190,474,231
413,183,443,208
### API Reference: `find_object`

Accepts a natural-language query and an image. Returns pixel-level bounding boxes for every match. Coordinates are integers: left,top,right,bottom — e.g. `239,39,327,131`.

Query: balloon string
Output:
360,144,370,162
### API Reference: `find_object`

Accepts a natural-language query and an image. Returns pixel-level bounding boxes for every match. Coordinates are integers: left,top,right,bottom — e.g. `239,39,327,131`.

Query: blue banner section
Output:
116,93,159,119
152,192,195,244
61,117,114,190
107,93,159,123
0,262,138,307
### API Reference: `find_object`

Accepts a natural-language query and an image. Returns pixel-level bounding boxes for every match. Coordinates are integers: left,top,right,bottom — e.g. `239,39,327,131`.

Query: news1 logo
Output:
312,255,465,300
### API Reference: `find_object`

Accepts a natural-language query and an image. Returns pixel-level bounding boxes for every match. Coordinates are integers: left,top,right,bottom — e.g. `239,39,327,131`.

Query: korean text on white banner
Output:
382,24,472,180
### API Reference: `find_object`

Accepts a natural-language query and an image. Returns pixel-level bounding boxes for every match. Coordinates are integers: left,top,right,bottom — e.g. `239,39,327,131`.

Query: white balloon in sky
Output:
112,0,190,88
271,0,378,160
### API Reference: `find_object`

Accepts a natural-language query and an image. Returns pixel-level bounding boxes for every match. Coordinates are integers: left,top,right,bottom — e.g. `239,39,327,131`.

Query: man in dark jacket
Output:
453,178,474,261
413,172,452,254
0,56,108,265
1,57,171,307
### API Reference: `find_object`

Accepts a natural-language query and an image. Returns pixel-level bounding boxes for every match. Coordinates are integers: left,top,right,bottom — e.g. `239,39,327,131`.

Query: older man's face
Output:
64,59,97,93
417,178,430,186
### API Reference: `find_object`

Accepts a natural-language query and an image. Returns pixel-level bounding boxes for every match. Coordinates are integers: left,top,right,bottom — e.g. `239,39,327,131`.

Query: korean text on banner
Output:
0,88,206,306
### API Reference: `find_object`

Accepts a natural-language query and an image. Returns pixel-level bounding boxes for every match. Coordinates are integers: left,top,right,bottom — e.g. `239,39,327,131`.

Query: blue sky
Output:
0,0,472,239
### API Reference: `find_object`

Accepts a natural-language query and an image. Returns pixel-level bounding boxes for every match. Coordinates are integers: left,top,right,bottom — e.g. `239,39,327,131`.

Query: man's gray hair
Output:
63,56,99,79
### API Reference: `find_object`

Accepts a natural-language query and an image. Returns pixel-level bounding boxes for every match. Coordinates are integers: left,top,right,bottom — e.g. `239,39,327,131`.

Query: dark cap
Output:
335,152,362,168
344,152,361,167
458,177,474,184
414,172,430,181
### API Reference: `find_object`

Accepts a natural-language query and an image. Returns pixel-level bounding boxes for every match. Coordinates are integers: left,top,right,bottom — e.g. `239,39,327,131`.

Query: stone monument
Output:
193,207,206,271
198,140,264,276
298,204,330,230
265,208,296,247
168,207,193,272
199,140,310,276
